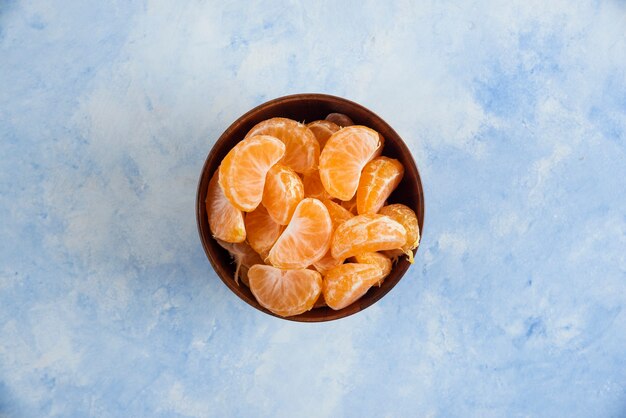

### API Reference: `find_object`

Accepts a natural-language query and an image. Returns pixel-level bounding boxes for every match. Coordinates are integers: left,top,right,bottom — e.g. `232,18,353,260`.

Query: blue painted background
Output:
1,1,625,417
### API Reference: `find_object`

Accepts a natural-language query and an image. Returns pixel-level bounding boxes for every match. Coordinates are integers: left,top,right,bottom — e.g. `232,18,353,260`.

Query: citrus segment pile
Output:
207,113,420,317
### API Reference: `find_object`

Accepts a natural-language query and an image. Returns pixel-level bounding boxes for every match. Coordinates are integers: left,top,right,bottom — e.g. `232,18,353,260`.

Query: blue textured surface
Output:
1,1,626,417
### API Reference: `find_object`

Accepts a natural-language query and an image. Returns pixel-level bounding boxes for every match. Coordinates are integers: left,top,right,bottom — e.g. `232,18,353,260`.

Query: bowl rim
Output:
196,93,425,322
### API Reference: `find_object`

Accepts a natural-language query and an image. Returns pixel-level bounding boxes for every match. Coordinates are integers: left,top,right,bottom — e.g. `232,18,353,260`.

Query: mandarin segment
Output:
262,164,304,225
352,252,392,286
340,196,358,215
356,157,404,215
248,265,322,317
245,117,319,174
267,198,332,269
323,263,386,310
245,205,283,260
307,120,340,151
325,113,354,127
219,135,285,212
331,214,406,260
319,126,382,201
206,169,246,243
379,204,420,263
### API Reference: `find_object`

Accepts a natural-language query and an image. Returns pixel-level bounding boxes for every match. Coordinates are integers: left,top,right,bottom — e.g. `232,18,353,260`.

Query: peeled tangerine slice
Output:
319,126,382,201
356,157,404,215
216,240,264,286
323,263,387,310
379,204,420,263
244,205,283,260
262,164,304,225
245,117,319,174
219,135,285,212
331,214,406,260
307,120,340,151
248,265,322,317
267,198,332,269
352,252,392,286
206,169,245,243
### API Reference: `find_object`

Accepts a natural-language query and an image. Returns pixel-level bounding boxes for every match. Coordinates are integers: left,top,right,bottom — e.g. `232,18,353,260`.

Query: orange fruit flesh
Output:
206,169,246,243
331,214,406,260
322,199,354,228
379,204,420,263
319,126,382,201
352,252,392,286
262,164,304,225
307,120,340,150
267,198,332,269
312,199,354,273
245,117,319,174
303,170,333,201
356,157,404,215
248,265,322,317
244,205,283,260
219,135,285,212
323,263,386,310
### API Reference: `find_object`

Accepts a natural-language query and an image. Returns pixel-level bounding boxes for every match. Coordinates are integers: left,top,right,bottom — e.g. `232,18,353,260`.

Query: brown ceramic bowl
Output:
196,93,425,322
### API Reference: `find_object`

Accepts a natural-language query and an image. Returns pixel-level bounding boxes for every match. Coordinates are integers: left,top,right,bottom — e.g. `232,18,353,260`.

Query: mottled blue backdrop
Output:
1,1,625,417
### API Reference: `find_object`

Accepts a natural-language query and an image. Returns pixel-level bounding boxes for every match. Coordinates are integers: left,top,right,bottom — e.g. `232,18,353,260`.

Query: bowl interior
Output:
196,94,425,322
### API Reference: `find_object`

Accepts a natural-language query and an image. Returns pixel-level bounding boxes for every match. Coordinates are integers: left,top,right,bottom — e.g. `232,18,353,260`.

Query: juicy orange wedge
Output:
352,252,392,286
216,239,264,285
302,170,333,201
262,164,304,225
219,135,285,212
356,157,404,215
379,204,420,262
245,205,283,260
307,120,340,151
206,168,245,243
319,126,382,201
245,117,319,174
267,198,332,269
323,263,386,310
248,265,322,317
331,214,406,260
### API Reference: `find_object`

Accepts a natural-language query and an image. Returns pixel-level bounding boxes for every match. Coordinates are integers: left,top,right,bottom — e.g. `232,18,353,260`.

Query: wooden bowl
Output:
196,93,425,322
